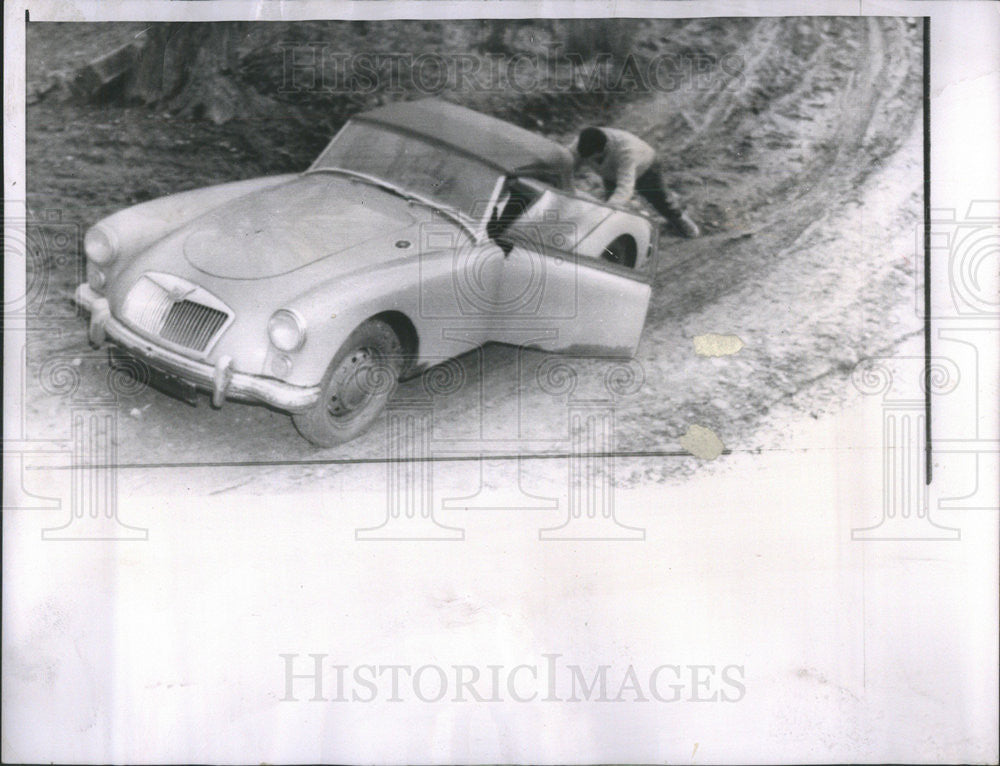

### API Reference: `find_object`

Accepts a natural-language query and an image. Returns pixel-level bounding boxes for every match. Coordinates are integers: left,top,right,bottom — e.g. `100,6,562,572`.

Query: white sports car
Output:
76,98,657,445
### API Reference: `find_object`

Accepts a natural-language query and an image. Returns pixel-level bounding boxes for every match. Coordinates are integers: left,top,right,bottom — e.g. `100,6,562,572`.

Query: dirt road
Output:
22,17,924,495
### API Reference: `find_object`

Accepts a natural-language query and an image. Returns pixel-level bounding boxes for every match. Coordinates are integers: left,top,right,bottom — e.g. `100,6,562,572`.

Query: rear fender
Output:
576,211,654,273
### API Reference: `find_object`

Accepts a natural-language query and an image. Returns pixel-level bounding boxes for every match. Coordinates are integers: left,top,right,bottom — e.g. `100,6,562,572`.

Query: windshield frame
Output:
307,120,506,242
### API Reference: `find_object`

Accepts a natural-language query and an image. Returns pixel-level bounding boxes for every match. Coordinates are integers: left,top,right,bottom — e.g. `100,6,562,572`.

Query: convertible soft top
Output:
354,98,574,187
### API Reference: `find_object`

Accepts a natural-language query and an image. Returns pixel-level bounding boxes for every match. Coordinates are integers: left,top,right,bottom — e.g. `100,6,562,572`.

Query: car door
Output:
489,185,653,358
414,217,510,360
413,174,513,361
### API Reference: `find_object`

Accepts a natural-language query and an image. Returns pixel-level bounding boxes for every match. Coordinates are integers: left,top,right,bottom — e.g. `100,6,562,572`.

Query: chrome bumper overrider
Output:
74,284,321,412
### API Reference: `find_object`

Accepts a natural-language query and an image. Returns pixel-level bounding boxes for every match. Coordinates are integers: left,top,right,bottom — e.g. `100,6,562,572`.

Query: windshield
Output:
309,121,502,223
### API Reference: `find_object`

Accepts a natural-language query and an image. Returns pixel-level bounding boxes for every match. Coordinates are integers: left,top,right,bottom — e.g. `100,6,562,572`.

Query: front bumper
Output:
75,283,321,412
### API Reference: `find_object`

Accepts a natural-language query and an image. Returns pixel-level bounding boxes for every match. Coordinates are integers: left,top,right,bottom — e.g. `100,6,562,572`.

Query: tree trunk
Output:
126,23,271,124
561,20,637,60
53,22,273,124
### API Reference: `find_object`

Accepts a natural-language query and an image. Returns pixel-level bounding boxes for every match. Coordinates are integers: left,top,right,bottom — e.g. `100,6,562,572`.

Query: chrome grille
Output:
121,274,231,353
160,300,228,351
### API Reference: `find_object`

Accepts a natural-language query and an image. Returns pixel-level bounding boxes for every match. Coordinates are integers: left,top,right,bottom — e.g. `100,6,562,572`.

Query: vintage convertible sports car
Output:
76,98,657,445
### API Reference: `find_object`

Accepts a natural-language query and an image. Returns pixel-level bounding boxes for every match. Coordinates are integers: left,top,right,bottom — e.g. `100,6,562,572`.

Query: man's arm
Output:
606,159,638,206
566,137,584,172
605,131,654,206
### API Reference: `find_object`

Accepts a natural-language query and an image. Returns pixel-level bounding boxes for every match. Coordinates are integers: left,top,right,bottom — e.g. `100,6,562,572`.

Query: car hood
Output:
179,174,419,280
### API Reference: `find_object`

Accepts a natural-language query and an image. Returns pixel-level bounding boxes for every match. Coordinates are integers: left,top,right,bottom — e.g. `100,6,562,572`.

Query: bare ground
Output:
20,17,925,495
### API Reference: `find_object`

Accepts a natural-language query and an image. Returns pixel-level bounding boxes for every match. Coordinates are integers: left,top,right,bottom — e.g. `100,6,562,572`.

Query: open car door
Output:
488,182,655,358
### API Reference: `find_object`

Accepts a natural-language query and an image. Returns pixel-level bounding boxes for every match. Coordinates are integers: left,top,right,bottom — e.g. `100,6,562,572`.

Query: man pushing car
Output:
567,126,700,238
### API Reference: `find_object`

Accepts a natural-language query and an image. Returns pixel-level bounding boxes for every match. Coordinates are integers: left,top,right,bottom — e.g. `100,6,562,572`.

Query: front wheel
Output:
292,319,403,447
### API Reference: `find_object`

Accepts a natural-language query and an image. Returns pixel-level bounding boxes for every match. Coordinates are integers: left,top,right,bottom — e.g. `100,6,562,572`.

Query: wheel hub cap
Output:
327,348,375,419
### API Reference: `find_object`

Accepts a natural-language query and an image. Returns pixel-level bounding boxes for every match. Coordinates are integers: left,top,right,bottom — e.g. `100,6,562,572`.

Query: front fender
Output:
270,258,428,387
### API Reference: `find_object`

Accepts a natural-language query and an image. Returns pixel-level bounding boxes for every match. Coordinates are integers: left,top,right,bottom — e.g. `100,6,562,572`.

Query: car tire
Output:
292,319,403,447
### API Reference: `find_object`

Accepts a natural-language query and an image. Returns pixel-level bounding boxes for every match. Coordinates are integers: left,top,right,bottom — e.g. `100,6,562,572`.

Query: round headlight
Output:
84,225,117,265
268,309,306,352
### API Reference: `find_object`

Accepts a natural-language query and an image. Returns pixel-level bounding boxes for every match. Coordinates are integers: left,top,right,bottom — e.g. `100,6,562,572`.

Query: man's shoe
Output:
672,212,700,238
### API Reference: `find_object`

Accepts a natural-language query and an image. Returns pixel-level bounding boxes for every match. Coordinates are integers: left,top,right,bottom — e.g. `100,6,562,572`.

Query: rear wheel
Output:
292,319,402,447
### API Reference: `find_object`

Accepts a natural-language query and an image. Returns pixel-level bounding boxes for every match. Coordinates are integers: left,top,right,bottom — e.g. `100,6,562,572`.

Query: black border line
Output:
923,16,932,484
29,448,734,471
